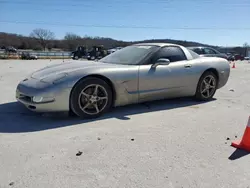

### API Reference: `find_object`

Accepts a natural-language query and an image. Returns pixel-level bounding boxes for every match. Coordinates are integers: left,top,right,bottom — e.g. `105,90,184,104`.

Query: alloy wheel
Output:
200,75,216,98
78,84,108,115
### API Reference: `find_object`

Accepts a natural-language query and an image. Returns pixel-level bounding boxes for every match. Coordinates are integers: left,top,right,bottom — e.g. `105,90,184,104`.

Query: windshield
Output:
100,45,159,65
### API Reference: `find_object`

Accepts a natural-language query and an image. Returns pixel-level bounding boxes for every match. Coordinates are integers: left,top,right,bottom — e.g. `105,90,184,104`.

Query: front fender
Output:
62,66,140,107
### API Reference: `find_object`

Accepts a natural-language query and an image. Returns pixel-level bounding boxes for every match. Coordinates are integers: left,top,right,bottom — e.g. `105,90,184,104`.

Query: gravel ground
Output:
0,59,250,188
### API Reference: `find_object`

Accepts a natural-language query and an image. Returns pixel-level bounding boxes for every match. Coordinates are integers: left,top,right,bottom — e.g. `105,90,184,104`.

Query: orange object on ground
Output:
232,62,236,68
231,116,250,152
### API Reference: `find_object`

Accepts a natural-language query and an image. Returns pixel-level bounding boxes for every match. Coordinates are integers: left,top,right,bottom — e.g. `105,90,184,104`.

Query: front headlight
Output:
40,73,68,84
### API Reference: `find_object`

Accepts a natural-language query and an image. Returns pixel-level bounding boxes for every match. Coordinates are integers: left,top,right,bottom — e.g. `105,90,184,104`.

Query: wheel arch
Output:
201,68,219,80
197,68,219,89
69,74,116,110
194,68,219,100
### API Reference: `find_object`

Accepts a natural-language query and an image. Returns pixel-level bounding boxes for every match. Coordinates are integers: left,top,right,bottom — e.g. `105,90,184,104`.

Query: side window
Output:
204,48,216,54
188,49,200,59
151,46,187,63
192,48,204,55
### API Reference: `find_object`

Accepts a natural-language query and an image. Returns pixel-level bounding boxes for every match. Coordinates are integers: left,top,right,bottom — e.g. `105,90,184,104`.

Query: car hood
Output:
31,60,125,80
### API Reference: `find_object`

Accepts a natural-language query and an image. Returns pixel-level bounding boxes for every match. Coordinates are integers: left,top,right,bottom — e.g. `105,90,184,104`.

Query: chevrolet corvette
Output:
16,43,230,118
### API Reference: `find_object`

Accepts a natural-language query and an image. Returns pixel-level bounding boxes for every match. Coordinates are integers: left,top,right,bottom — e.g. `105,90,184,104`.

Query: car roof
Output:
133,43,183,47
188,46,213,49
188,46,203,49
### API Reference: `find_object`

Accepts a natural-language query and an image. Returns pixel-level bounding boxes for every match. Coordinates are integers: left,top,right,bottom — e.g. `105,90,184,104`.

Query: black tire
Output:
195,71,218,101
70,77,113,119
68,108,77,117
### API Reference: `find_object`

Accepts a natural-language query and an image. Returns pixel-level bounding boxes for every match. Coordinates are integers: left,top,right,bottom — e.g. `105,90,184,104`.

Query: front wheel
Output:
195,71,218,101
70,77,113,119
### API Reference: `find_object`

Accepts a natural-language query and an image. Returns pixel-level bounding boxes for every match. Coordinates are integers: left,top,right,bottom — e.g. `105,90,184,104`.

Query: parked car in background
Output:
188,46,229,60
21,52,38,60
5,46,17,53
226,53,235,61
16,43,230,119
71,46,88,60
234,54,244,61
87,45,108,60
107,47,123,54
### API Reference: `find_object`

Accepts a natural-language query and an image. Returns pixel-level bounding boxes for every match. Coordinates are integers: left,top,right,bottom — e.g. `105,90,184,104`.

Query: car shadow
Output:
0,97,216,133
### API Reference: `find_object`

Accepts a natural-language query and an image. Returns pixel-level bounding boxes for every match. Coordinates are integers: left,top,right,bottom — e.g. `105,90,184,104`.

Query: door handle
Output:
184,64,192,68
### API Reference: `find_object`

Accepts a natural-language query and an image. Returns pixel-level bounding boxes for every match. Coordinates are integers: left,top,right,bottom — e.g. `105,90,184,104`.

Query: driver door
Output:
138,46,195,102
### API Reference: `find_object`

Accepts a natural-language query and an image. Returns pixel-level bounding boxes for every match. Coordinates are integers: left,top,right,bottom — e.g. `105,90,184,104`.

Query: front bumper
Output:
16,78,71,113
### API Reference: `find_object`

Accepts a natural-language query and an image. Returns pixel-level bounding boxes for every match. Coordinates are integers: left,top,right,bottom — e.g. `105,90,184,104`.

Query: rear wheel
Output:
70,77,113,119
195,71,218,101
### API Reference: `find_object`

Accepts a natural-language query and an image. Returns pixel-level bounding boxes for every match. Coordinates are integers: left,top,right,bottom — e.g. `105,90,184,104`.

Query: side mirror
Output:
152,58,170,68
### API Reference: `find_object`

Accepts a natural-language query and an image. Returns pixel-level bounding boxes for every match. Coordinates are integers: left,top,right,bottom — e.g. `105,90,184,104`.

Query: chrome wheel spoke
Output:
201,88,207,94
206,89,210,97
82,102,91,110
78,84,109,115
94,103,100,113
97,96,108,101
93,85,99,95
203,80,208,86
81,91,91,99
208,77,213,84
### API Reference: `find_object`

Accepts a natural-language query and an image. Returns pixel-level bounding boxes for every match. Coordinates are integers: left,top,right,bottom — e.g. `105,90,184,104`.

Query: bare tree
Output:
30,28,55,51
243,43,249,57
243,42,249,47
64,32,82,50
64,32,81,40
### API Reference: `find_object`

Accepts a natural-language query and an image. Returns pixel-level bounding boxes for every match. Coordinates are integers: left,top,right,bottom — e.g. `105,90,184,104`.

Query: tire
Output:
74,56,79,60
195,71,218,101
68,108,77,117
70,77,113,119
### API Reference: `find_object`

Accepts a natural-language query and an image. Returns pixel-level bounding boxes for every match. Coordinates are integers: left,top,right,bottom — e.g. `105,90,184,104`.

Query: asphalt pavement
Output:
0,59,250,188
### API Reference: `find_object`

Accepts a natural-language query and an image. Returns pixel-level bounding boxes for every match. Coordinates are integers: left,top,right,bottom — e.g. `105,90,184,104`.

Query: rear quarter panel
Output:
191,57,230,90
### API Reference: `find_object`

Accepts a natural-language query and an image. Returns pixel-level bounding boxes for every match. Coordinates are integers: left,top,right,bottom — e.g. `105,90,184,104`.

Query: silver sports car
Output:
16,43,230,118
